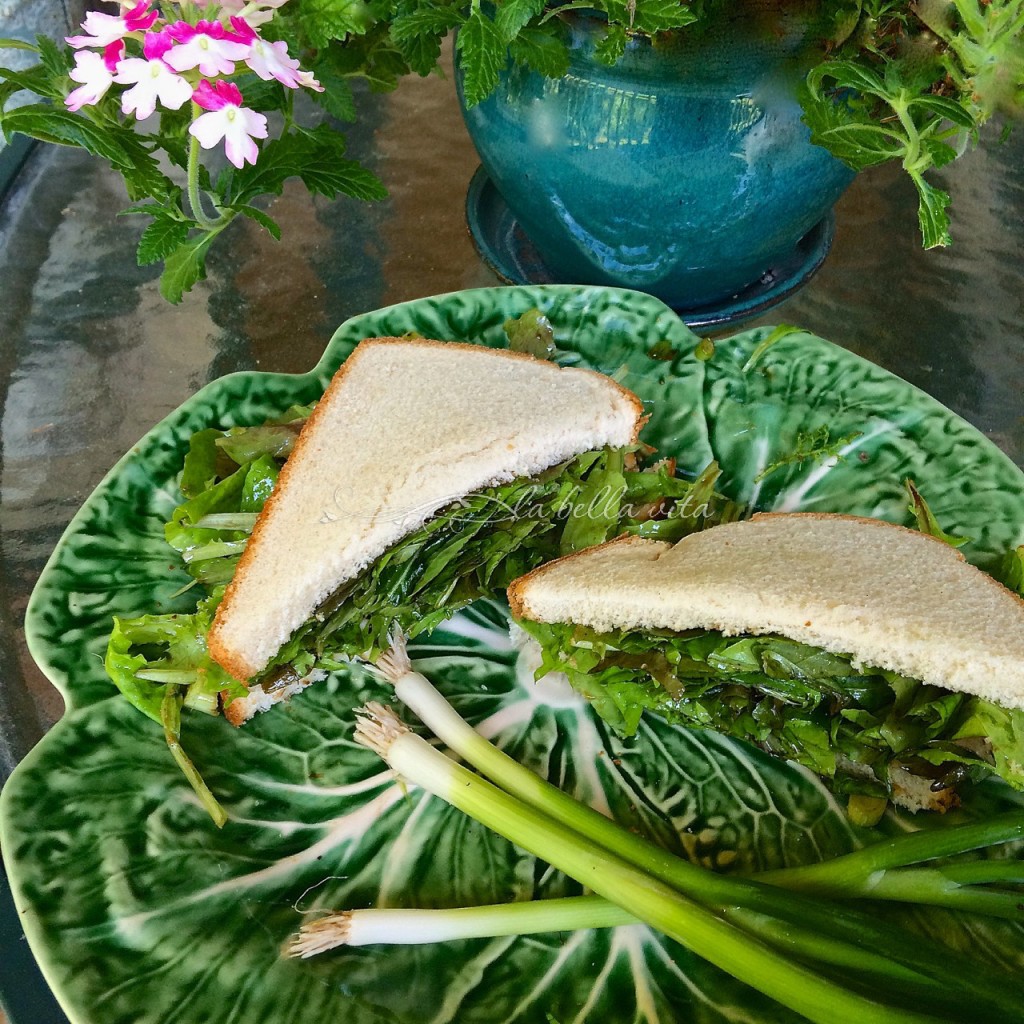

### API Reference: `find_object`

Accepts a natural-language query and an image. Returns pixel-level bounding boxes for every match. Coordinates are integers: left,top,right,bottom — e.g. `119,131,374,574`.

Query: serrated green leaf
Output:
311,77,358,120
391,8,464,75
228,127,386,207
921,137,959,168
298,0,379,45
35,35,71,79
0,79,22,114
120,201,179,218
227,133,310,205
494,0,546,42
807,58,887,100
233,74,287,114
299,150,387,201
908,93,978,129
239,205,282,240
0,63,63,102
361,46,411,92
159,234,216,304
508,25,571,79
0,38,40,52
304,58,358,121
800,90,906,169
456,11,506,107
0,105,174,200
912,173,952,248
618,0,700,34
137,216,191,266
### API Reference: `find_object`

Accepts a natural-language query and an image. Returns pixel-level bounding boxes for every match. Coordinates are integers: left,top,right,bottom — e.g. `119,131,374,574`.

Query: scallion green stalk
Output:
367,634,1024,1016
350,702,954,1024
378,634,1024,923
160,688,228,829
191,513,259,531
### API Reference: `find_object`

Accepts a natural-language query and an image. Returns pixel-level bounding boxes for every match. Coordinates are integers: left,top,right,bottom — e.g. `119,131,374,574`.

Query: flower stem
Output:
186,123,232,232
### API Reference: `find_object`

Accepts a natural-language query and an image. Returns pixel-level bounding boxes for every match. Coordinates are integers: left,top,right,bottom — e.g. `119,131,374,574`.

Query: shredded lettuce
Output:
517,620,1024,805
105,594,248,721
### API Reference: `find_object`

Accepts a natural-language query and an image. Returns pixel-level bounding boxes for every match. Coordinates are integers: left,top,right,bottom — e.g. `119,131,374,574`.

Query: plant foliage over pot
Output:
0,0,1020,299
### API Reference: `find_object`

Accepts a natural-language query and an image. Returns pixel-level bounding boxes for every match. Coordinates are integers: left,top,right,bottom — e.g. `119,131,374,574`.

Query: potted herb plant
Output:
1,0,1020,305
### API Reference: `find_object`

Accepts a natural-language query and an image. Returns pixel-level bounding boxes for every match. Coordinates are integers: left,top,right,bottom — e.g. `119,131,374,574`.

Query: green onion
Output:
179,539,248,564
378,632,1024,922
305,634,1024,1021
288,895,631,957
350,702,953,1024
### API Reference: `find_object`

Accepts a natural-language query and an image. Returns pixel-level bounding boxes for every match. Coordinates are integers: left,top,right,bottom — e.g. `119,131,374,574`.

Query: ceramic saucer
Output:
465,166,836,331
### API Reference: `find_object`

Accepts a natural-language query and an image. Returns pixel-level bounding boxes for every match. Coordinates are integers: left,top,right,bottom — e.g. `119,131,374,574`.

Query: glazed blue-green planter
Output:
456,8,857,311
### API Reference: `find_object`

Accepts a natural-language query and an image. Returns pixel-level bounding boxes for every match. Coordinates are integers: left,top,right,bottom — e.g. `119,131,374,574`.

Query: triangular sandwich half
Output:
208,337,645,720
509,513,1024,815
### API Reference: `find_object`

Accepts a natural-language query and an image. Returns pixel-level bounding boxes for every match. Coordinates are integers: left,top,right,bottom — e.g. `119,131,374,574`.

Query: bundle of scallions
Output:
287,633,1024,1024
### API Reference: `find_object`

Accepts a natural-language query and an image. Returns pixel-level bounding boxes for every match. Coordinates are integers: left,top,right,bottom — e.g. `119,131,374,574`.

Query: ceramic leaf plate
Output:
3,285,1024,1024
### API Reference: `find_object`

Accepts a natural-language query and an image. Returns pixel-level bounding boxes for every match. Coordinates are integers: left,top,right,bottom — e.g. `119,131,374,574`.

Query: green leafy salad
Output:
104,392,743,821
519,541,1024,823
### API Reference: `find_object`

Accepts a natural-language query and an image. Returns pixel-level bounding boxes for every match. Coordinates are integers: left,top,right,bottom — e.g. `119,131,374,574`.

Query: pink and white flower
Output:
164,20,251,78
66,2,159,49
188,79,268,168
65,41,124,110
229,17,320,90
113,35,193,120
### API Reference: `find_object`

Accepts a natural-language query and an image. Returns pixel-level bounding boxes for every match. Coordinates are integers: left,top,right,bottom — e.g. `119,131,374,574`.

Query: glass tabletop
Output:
0,47,1021,1024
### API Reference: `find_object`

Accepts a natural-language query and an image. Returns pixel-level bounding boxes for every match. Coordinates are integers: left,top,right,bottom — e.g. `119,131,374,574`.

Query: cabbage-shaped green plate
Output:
4,285,1024,1024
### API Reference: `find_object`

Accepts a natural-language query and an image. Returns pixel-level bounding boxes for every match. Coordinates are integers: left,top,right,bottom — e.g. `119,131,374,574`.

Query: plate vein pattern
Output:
3,285,1024,1024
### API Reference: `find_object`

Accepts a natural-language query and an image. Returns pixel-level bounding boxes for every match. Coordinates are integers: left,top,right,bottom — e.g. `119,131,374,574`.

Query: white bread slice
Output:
209,337,645,698
508,513,1024,709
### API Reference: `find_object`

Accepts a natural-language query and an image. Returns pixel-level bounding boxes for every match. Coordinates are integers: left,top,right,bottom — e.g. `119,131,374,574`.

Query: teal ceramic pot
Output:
456,6,857,309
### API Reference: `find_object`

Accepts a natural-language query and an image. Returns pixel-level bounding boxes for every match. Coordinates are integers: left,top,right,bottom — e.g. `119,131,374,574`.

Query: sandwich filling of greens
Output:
105,403,741,819
517,573,1024,823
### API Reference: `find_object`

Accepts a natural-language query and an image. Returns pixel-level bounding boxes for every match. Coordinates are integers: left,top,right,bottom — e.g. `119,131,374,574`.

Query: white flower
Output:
114,58,193,121
245,37,303,87
66,2,159,48
66,49,116,110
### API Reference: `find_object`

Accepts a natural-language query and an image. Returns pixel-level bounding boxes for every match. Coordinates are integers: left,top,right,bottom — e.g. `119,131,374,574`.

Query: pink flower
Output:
141,28,175,62
229,17,315,89
189,80,268,169
164,20,250,78
103,40,126,72
66,2,159,49
66,45,121,110
114,56,193,121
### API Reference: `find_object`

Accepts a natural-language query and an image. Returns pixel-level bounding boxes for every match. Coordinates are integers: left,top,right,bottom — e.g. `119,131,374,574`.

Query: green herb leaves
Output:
521,619,1024,806
802,0,1024,247
456,10,507,108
